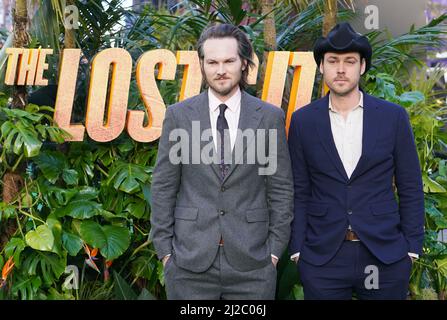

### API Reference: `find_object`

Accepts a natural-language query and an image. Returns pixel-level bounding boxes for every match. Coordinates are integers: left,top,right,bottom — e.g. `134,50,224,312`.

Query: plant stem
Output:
130,239,150,258
18,209,45,225
15,213,25,239
11,153,24,173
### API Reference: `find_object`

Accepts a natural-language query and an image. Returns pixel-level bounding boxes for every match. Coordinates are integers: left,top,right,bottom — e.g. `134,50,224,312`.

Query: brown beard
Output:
199,62,243,95
328,80,358,97
208,81,238,97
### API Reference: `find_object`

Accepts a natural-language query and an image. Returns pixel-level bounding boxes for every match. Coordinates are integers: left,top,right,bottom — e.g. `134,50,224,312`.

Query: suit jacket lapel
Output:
349,93,379,181
194,91,221,179
315,94,349,181
222,91,263,184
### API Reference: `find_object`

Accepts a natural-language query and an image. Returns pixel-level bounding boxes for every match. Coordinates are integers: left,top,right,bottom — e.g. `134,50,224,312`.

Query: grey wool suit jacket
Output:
150,90,294,273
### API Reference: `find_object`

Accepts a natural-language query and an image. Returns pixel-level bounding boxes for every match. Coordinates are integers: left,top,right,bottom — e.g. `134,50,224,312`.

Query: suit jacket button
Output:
221,186,226,192
220,210,225,215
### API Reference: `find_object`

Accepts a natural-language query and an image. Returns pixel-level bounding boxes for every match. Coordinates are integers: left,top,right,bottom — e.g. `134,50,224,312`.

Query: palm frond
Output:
276,0,356,51
50,0,65,25
369,13,447,73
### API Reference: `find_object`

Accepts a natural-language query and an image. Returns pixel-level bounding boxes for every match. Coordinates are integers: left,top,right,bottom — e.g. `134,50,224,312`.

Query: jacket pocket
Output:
370,200,399,216
246,208,269,222
174,207,199,220
306,202,328,217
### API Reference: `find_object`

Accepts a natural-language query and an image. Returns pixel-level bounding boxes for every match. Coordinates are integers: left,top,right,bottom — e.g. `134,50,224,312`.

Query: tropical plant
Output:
0,0,445,301
361,13,447,298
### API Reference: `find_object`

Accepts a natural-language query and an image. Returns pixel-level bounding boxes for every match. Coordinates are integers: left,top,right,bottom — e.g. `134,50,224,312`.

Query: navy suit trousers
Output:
298,241,413,300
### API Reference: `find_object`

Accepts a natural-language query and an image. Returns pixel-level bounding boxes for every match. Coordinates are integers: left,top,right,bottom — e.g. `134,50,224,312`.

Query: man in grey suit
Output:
150,24,294,300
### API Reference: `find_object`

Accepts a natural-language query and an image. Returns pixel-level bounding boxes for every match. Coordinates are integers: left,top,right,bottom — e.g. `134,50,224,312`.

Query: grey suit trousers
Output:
164,246,277,300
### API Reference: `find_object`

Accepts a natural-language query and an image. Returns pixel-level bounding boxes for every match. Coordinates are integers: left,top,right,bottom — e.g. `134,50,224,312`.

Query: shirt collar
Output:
329,91,364,112
208,87,241,113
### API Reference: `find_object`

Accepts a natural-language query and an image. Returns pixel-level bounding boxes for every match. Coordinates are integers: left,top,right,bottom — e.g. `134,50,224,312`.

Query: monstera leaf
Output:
0,106,69,159
21,251,66,286
11,275,42,300
1,120,42,157
80,221,130,260
34,151,65,183
107,161,151,194
54,187,103,219
34,151,79,185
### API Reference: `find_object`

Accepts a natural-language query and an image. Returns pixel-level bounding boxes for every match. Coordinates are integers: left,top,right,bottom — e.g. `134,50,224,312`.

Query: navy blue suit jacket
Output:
288,92,425,266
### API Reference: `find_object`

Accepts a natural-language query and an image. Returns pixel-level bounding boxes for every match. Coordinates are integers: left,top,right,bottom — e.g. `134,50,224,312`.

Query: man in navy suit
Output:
288,22,425,300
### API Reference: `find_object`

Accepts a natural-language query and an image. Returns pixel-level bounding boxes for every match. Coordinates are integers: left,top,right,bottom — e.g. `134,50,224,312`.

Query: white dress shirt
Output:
329,92,363,179
291,92,418,261
208,88,241,152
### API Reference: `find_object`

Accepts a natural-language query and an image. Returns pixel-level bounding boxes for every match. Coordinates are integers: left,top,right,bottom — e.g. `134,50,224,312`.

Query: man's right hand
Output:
293,256,299,264
162,255,170,267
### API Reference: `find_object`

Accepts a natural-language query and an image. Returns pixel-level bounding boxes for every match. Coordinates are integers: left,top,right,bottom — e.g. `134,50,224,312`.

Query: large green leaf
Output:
435,257,447,278
76,186,100,200
425,200,447,230
423,174,446,193
34,152,79,185
67,143,95,185
15,121,42,157
277,257,300,300
71,219,82,236
22,251,66,286
1,121,15,138
47,288,76,300
439,160,447,178
40,184,79,208
47,217,63,256
0,202,16,221
142,184,151,205
62,169,79,185
62,231,83,256
80,221,130,260
54,187,102,219
138,288,155,300
125,199,147,219
398,91,425,107
113,270,138,300
25,225,55,252
131,255,155,281
11,275,42,300
292,284,305,300
54,199,102,219
107,161,151,194
431,193,447,211
2,107,43,122
34,151,65,184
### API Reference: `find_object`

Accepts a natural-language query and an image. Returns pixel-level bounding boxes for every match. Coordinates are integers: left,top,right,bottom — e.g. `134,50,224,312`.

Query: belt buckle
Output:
345,230,359,241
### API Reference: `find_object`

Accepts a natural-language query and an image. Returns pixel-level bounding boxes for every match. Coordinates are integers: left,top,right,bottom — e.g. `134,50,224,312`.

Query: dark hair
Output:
197,24,255,89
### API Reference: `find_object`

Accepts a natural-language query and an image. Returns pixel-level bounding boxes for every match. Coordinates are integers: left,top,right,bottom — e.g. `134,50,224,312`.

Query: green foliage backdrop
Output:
0,0,445,300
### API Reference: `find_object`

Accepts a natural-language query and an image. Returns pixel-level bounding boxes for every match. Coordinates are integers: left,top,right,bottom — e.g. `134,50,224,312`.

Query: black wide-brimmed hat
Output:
313,22,372,72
